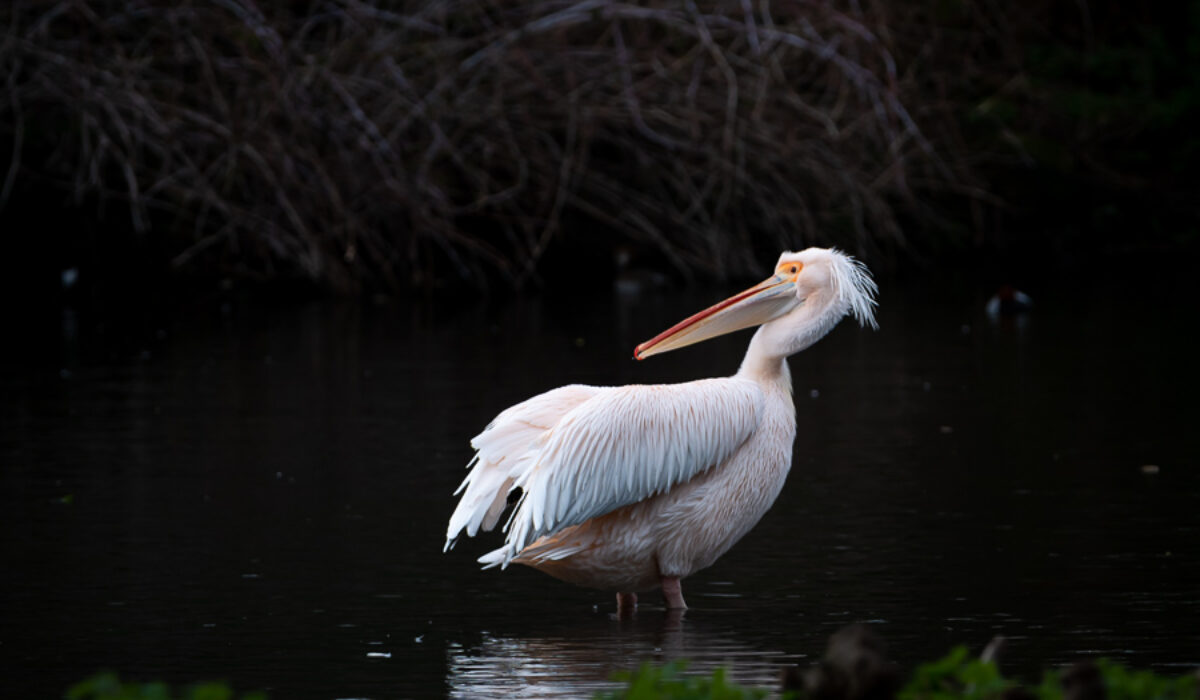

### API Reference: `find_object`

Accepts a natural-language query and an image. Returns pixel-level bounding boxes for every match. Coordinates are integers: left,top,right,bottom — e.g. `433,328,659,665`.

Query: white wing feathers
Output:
445,384,602,546
445,378,764,568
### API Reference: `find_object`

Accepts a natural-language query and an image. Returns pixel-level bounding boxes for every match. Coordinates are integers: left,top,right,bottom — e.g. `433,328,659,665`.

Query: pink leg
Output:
616,592,638,618
661,576,687,610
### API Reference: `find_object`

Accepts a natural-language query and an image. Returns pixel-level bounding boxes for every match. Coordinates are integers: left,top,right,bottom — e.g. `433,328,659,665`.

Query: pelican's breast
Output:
652,380,797,576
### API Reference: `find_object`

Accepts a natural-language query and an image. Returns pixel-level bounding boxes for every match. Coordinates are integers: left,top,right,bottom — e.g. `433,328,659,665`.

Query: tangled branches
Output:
0,1,975,292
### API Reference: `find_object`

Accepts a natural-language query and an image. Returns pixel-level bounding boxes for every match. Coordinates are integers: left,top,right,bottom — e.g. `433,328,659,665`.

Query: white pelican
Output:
445,248,877,612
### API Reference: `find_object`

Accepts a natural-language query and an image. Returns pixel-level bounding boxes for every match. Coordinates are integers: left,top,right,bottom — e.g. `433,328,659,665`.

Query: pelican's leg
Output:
661,576,687,610
616,592,638,618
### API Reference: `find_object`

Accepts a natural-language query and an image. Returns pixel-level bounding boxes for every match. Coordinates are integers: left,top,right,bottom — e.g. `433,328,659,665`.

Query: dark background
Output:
2,2,1199,698
2,1,1199,301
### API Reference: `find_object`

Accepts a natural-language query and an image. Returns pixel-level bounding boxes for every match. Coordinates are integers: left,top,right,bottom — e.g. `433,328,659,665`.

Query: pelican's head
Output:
634,248,877,360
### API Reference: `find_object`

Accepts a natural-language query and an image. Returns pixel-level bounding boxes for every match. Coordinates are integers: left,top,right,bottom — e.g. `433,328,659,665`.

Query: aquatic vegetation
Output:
67,672,266,700
899,646,1016,699
600,648,1199,700
901,649,1198,700
597,660,768,700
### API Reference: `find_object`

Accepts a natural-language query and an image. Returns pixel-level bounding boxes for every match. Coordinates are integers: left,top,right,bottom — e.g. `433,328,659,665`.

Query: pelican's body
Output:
445,248,877,610
506,373,795,594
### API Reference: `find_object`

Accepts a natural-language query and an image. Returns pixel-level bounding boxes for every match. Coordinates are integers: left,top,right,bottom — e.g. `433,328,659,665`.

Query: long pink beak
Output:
634,273,799,360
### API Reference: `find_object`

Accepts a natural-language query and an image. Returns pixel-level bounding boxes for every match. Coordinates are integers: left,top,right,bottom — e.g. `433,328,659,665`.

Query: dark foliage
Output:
1,1,1196,294
0,0,975,292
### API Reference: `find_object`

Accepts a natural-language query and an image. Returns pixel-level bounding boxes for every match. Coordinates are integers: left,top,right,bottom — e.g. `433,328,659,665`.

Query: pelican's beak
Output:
634,271,800,360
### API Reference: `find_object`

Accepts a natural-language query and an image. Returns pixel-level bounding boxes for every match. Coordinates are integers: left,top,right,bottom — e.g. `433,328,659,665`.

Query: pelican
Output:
445,248,877,612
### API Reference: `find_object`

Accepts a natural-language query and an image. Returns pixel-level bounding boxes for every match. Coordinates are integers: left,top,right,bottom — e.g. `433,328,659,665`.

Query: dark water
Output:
2,277,1198,698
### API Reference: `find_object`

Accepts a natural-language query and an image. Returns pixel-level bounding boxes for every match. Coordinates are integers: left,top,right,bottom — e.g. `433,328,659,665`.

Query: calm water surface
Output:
2,276,1198,698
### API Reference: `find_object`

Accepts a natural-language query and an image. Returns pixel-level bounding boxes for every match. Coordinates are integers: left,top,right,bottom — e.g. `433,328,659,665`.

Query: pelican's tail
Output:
476,533,589,570
476,546,511,570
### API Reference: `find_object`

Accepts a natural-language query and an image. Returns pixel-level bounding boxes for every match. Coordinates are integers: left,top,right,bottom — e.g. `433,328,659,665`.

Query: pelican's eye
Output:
780,263,801,276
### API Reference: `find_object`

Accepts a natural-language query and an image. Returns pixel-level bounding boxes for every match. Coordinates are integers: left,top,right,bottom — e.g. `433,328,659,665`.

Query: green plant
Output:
66,672,266,700
1063,659,1196,700
596,660,769,700
899,646,1019,699
598,651,1198,700
901,647,1198,700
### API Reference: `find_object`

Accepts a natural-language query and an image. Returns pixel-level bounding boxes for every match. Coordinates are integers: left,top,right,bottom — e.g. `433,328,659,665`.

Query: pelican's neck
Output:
735,294,846,387
735,326,793,389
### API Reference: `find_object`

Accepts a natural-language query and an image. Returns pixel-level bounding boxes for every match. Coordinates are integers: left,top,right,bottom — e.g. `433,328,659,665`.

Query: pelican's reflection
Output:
446,610,802,698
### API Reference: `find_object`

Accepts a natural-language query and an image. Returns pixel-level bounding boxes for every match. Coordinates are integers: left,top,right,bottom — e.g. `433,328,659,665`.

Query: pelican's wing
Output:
447,377,764,568
445,384,604,550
